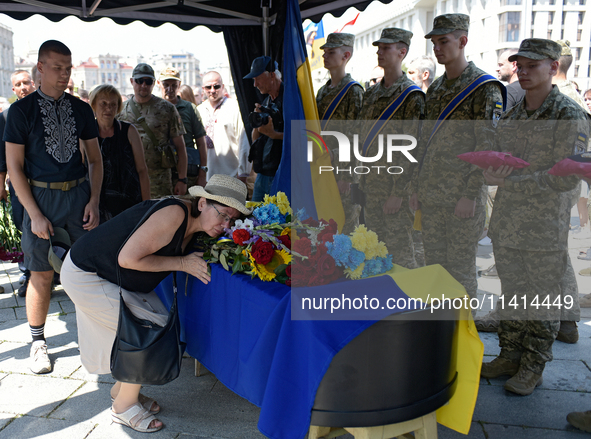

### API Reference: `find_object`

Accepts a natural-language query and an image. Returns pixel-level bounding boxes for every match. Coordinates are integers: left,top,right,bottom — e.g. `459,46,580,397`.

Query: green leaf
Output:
274,264,287,275
220,252,229,271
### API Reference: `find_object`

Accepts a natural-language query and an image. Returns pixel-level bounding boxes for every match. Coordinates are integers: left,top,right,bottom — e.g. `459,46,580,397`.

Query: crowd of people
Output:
1,9,591,434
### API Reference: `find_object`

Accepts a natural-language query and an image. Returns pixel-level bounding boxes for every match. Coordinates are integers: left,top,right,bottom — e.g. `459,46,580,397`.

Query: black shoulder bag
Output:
110,199,186,385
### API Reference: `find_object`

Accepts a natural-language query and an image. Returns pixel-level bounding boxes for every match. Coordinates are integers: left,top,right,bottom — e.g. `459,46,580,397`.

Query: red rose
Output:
251,240,274,265
316,253,336,277
316,243,328,256
232,229,251,245
292,237,312,258
302,217,320,227
277,234,291,249
285,265,291,277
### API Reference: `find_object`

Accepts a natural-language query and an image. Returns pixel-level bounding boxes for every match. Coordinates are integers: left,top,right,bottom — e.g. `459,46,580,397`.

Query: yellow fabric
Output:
386,264,483,435
413,209,422,231
296,61,345,231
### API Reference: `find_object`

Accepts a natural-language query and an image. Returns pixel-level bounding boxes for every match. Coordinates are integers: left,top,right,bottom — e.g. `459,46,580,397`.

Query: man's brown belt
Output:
28,177,86,191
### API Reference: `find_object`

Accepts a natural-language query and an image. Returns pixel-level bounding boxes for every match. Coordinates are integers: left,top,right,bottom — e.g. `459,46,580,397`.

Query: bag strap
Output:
361,84,423,156
128,98,163,152
116,198,179,296
320,80,361,129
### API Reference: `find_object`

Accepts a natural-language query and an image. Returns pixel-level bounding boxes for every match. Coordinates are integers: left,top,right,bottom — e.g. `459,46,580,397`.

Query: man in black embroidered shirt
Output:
4,40,103,374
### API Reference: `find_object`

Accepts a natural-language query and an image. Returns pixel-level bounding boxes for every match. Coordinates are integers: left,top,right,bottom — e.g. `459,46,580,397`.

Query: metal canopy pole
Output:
261,0,270,56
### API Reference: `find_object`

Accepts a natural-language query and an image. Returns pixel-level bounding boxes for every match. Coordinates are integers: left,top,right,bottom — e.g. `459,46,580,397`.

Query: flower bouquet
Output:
0,199,23,263
201,192,293,285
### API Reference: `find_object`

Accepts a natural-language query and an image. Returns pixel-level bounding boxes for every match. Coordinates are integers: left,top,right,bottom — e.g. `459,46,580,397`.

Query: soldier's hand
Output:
409,193,421,211
483,165,513,187
174,181,188,196
82,201,100,231
337,180,350,195
383,195,403,215
454,197,476,219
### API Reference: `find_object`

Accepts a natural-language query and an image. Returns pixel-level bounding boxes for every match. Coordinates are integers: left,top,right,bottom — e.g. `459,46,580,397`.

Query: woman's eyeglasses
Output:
135,78,154,86
212,204,237,225
204,84,222,90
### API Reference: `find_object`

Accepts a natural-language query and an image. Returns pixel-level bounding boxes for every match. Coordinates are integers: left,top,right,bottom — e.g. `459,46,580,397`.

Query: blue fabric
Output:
156,265,413,439
252,174,275,202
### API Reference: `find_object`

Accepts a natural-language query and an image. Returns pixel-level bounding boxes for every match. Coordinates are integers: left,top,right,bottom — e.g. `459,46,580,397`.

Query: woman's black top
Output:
98,120,142,221
70,198,188,293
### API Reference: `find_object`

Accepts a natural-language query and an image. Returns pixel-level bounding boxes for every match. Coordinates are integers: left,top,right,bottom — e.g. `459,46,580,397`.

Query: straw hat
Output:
188,174,252,215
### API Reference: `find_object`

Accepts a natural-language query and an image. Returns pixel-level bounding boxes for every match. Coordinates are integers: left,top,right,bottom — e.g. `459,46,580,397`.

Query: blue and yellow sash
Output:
361,84,423,156
426,74,506,146
320,80,361,129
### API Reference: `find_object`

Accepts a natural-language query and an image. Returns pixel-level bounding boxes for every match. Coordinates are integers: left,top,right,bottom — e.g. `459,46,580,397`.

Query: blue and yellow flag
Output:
275,0,344,228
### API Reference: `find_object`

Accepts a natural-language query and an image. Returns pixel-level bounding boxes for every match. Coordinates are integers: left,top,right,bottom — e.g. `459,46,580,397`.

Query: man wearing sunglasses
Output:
119,63,188,198
197,71,250,184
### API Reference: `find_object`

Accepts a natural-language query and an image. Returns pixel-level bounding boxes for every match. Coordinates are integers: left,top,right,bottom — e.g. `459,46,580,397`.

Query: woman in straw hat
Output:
60,174,251,433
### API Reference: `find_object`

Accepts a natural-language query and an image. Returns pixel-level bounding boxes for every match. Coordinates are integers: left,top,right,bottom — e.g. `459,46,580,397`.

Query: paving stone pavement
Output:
1,211,591,438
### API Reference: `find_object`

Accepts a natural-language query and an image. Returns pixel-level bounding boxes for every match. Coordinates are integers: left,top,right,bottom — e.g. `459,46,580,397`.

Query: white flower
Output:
234,218,255,230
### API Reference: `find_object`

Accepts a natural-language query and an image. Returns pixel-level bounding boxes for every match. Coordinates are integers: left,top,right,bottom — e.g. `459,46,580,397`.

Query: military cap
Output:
132,63,155,80
320,33,355,49
556,39,572,56
508,39,562,62
425,13,470,38
373,28,413,46
159,66,181,82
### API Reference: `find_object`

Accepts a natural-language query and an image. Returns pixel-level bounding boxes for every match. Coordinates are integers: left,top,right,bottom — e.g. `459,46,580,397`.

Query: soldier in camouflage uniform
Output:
481,39,591,395
118,63,188,199
410,14,504,298
316,33,364,234
357,28,425,268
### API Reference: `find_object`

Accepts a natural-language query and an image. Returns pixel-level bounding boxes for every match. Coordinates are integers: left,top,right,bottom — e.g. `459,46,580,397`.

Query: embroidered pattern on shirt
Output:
38,97,77,163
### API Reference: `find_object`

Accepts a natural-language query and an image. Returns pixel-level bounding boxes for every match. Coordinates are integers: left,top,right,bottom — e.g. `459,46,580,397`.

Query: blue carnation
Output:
253,204,285,225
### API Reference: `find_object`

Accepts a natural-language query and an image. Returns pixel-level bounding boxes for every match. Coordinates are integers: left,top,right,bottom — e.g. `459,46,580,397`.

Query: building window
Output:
549,11,554,25
576,47,581,60
574,65,579,76
100,61,104,69
549,0,555,5
531,12,536,25
108,73,112,83
547,29,552,38
107,60,111,68
531,29,535,37
499,12,521,42
580,0,586,5
101,73,105,83
577,28,582,40
501,0,522,4
579,12,585,24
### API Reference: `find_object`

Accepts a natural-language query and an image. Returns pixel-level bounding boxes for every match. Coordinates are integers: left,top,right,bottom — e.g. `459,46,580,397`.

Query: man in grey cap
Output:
357,28,425,268
244,56,284,201
481,38,590,395
410,14,504,310
119,63,188,198
316,32,364,234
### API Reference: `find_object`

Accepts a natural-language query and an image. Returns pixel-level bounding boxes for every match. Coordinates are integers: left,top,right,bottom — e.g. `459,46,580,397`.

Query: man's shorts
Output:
22,181,90,272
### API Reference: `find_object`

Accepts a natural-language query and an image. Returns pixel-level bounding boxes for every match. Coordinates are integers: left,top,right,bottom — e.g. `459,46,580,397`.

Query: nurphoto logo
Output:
305,129,418,175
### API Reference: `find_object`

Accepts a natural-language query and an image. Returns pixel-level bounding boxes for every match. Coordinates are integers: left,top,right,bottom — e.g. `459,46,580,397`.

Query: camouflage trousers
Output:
560,255,580,321
495,245,565,375
364,195,417,270
420,204,485,300
149,168,173,199
341,193,361,236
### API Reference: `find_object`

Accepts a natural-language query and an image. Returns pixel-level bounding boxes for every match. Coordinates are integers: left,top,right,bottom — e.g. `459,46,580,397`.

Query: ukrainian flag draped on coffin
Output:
275,0,344,228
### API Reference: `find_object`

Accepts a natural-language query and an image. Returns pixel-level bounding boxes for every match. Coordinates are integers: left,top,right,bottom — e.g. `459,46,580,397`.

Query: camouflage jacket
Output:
118,95,185,173
413,61,504,207
489,85,591,251
556,79,590,114
316,73,364,122
357,74,425,197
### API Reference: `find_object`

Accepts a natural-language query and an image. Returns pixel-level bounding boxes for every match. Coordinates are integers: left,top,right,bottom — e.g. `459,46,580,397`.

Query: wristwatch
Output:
178,177,188,184
199,166,208,173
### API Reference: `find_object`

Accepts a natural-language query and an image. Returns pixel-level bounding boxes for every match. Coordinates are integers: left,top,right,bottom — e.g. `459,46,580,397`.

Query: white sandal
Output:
111,393,160,414
112,402,163,433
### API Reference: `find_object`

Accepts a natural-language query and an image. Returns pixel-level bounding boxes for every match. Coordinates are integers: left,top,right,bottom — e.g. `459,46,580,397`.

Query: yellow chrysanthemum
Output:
246,201,262,209
350,224,389,259
344,262,365,280
275,192,292,215
248,249,292,282
281,227,291,236
263,194,277,205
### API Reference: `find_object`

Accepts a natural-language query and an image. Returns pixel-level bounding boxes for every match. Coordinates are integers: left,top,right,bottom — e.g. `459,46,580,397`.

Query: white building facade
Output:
0,23,14,99
347,0,591,90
